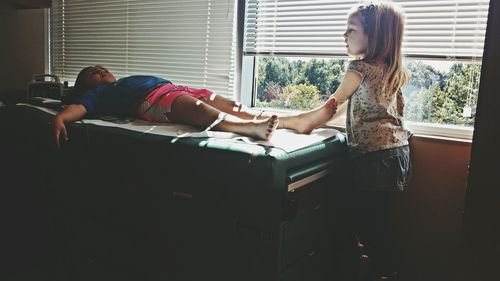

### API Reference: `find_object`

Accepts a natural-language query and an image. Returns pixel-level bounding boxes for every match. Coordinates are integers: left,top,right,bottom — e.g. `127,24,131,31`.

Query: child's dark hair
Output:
74,65,103,94
63,65,100,104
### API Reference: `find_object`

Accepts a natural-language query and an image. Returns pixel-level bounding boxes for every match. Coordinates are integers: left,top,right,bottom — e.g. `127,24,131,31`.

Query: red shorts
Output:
137,83,212,122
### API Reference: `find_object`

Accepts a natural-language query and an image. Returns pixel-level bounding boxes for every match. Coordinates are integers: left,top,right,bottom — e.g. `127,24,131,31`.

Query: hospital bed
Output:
0,104,350,281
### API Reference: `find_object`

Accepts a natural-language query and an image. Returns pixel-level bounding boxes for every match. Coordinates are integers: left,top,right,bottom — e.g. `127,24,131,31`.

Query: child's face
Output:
343,14,368,58
85,66,116,89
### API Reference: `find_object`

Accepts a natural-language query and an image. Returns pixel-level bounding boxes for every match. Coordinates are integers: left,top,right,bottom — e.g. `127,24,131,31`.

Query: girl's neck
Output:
361,58,385,67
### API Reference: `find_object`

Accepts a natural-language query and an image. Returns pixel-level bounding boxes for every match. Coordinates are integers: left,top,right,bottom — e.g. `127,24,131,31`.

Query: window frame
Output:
239,55,476,140
238,0,488,141
239,55,474,141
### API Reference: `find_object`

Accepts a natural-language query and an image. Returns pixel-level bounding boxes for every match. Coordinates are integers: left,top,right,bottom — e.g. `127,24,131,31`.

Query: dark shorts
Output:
349,145,411,192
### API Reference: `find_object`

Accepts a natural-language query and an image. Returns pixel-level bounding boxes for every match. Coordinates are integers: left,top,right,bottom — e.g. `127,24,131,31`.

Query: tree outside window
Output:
256,57,480,127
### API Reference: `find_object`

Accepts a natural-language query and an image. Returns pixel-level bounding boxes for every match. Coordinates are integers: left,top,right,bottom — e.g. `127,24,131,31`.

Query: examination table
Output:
0,104,351,281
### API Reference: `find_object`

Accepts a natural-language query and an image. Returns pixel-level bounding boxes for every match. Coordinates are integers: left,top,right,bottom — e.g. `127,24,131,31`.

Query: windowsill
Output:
405,121,473,141
321,124,472,143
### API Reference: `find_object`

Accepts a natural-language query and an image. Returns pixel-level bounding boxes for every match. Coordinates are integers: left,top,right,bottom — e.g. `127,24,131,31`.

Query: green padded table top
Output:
0,104,347,172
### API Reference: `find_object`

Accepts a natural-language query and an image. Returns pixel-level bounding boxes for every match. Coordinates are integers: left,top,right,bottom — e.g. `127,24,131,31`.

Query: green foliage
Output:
257,57,345,107
262,82,282,102
406,61,444,88
257,57,480,126
404,87,433,123
303,59,344,100
431,64,479,126
280,84,321,110
257,83,321,110
257,57,293,102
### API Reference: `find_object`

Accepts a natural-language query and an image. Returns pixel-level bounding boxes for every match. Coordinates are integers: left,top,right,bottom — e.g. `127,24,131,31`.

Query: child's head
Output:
346,1,409,91
347,1,405,64
74,65,116,94
62,65,117,104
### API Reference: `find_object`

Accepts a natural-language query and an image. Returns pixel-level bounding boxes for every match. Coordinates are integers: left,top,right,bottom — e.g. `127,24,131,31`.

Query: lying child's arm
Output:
52,104,87,148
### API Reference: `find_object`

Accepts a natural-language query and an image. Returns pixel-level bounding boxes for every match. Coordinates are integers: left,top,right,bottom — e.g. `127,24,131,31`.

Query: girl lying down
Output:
52,65,337,148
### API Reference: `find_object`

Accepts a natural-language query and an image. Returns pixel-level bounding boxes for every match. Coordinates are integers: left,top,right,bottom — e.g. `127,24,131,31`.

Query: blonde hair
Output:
350,1,410,93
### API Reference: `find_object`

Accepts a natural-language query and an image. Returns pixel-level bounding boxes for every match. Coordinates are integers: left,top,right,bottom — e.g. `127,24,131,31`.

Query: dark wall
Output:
405,137,471,281
0,4,46,103
461,1,500,280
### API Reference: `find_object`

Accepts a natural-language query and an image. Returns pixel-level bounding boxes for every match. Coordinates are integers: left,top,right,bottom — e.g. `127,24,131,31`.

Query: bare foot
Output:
280,98,337,134
214,114,279,140
253,115,279,140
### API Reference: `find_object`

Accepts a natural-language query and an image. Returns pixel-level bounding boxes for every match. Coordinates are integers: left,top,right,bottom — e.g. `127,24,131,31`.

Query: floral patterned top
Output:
345,60,411,156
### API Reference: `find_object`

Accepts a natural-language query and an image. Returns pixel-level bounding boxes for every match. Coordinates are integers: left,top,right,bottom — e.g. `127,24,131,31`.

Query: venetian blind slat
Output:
51,0,236,98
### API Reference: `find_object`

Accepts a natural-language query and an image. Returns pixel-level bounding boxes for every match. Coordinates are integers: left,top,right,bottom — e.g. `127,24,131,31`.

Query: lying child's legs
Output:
202,94,337,134
166,95,278,140
278,98,337,134
198,93,263,120
140,86,335,136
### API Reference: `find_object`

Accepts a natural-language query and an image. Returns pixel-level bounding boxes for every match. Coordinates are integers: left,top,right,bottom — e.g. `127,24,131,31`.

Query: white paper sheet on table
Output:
20,104,340,152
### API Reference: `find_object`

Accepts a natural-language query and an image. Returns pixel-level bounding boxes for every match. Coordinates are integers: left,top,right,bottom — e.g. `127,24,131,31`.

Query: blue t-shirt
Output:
74,75,171,117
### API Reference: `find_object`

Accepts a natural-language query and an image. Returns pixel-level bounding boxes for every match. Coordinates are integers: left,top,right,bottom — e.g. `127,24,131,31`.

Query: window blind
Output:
243,0,489,59
51,0,236,97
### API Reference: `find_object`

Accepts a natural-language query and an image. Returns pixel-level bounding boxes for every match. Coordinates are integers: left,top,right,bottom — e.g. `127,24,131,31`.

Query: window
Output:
242,0,489,139
50,0,237,98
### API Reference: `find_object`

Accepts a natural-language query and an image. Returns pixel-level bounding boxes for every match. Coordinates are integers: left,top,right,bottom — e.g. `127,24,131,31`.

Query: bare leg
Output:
199,93,336,134
278,98,337,134
166,95,279,140
199,94,262,120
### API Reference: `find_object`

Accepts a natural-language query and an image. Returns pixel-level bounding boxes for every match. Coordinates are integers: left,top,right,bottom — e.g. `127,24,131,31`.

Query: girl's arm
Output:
331,70,363,105
52,104,87,148
328,98,348,123
327,70,363,122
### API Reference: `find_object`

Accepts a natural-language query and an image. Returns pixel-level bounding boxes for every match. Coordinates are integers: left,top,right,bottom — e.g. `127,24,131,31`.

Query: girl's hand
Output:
52,116,68,149
50,104,87,149
329,97,338,112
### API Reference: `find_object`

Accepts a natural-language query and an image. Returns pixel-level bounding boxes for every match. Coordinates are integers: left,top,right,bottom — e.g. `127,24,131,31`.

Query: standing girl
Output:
283,1,412,280
341,2,411,280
